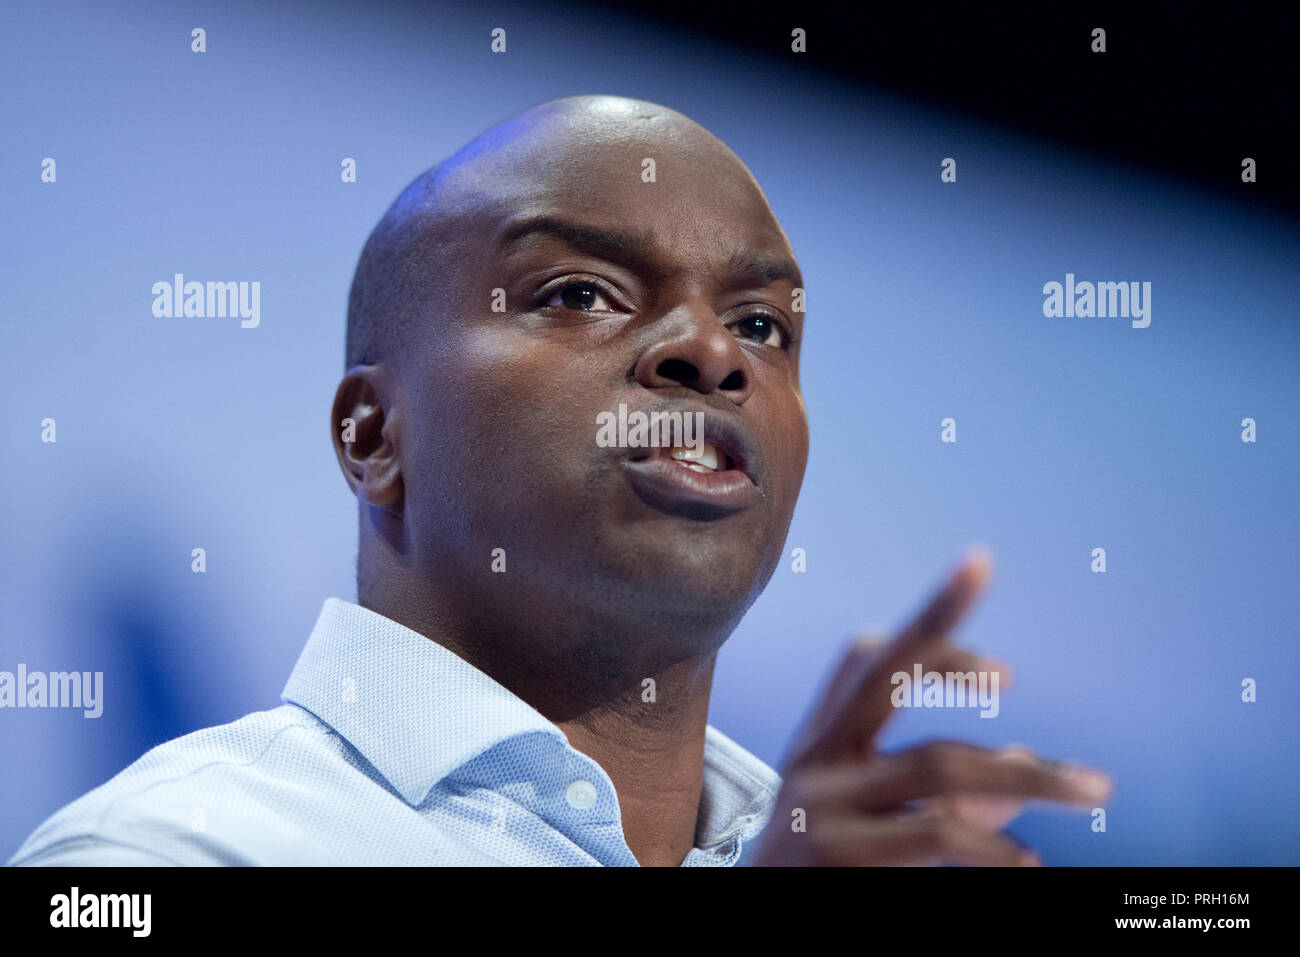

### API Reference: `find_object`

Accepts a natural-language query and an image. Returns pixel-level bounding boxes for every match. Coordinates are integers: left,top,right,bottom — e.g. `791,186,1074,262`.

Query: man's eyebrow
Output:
724,245,803,290
500,215,803,289
500,216,658,267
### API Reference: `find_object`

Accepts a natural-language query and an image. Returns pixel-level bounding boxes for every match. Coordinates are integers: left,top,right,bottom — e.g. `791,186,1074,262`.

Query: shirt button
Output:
565,780,598,810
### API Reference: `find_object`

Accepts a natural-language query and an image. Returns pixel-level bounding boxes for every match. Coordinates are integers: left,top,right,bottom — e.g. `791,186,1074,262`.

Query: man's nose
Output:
632,305,753,403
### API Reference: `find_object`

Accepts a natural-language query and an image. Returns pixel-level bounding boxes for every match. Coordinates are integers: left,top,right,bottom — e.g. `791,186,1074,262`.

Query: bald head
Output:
344,95,779,372
343,158,444,372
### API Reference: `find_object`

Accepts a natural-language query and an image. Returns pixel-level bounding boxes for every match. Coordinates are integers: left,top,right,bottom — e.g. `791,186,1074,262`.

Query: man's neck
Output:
361,584,725,867
555,654,717,867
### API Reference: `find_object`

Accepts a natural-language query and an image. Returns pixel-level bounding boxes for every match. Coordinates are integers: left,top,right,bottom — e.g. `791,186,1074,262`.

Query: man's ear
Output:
331,365,402,510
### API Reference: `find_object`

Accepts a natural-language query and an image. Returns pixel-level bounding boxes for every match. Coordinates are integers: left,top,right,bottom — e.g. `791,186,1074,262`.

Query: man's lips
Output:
621,408,764,519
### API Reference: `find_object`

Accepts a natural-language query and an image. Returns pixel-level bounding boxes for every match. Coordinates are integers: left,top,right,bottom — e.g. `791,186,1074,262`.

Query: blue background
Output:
2,0,1296,865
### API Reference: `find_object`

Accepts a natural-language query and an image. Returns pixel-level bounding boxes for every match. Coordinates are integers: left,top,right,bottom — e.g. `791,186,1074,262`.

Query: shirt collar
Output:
282,597,561,807
281,598,780,852
697,724,781,852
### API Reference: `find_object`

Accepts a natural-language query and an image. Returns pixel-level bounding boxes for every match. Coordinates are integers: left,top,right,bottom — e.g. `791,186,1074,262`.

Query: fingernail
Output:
985,659,1013,686
1059,766,1111,801
997,744,1034,760
963,545,993,579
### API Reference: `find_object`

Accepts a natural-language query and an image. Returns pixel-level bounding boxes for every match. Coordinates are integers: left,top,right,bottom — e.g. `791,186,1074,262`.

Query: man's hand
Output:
749,549,1112,865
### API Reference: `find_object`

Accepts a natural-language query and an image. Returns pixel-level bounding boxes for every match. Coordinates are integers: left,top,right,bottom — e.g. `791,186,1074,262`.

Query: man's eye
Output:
733,313,787,348
546,281,614,312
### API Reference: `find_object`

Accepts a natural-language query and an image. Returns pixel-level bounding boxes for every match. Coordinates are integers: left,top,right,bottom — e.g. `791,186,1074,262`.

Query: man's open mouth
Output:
621,410,762,519
666,442,733,474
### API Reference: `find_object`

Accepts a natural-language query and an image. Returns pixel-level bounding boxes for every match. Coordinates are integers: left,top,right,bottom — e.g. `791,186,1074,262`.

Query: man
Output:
9,95,1110,867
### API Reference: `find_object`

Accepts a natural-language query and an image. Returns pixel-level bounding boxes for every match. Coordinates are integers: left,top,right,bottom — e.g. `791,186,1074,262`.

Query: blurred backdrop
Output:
2,0,1296,864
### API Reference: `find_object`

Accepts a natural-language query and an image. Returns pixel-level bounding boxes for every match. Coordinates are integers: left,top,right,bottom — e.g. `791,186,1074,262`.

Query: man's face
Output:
397,110,809,639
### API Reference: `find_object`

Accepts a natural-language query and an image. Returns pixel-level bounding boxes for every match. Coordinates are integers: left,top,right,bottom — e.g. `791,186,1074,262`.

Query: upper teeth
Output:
669,443,722,472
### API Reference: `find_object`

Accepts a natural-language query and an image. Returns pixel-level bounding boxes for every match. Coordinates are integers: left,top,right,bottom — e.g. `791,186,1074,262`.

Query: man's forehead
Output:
492,154,789,263
445,148,762,224
410,103,797,283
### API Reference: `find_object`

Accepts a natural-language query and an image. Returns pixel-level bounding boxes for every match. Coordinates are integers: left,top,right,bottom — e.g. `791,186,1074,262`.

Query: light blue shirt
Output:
8,598,781,866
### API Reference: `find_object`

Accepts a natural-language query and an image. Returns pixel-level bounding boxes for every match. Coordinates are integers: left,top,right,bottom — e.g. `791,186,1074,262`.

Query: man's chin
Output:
589,541,768,620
